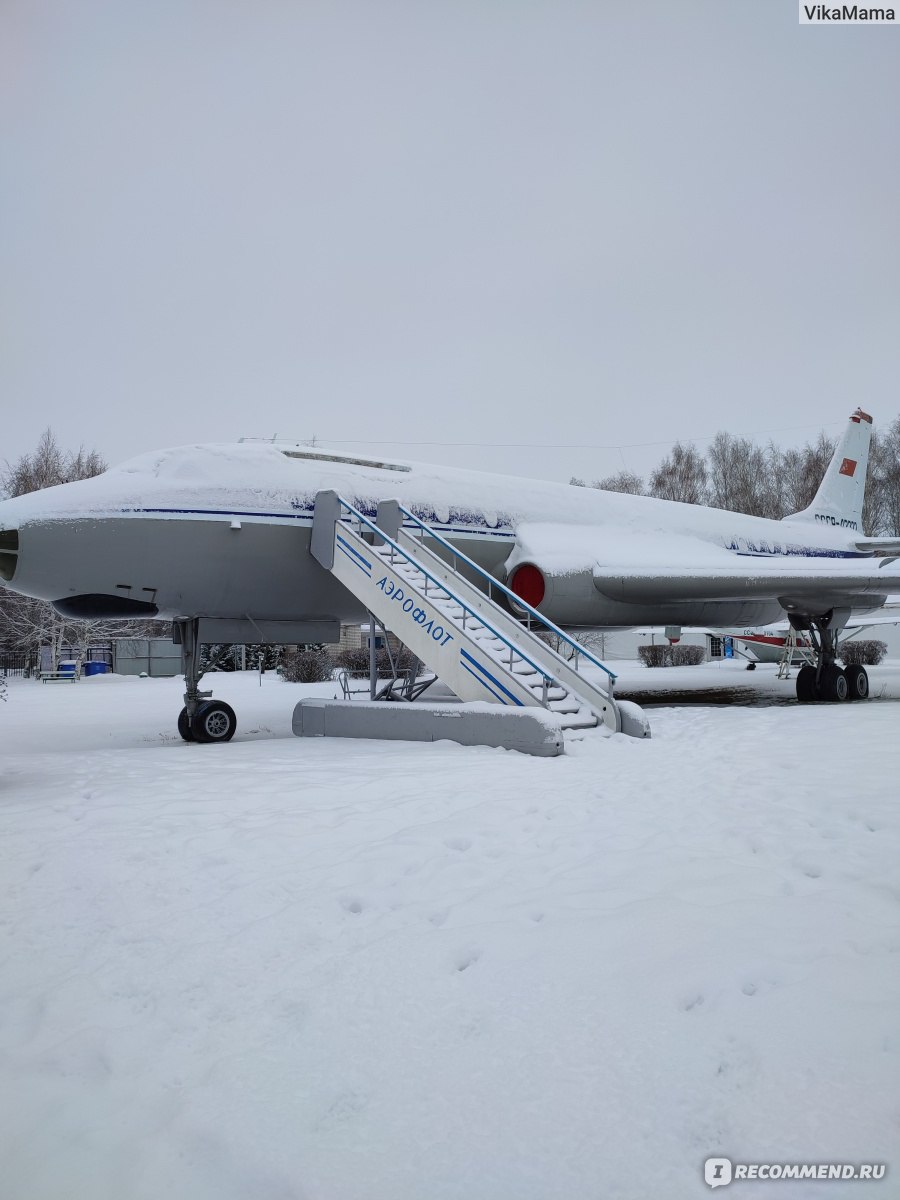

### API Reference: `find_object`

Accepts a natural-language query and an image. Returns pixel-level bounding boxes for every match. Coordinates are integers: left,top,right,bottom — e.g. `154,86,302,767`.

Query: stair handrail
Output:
395,503,617,686
335,497,559,697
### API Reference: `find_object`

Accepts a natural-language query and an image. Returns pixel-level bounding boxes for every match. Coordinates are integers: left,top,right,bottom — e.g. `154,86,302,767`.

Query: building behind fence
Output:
112,638,182,677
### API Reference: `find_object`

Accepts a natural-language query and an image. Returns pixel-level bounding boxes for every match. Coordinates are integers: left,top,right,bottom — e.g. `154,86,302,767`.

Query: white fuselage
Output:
0,441,884,630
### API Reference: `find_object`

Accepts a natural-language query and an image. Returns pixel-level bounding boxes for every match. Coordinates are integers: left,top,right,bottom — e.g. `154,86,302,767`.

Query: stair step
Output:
558,714,600,730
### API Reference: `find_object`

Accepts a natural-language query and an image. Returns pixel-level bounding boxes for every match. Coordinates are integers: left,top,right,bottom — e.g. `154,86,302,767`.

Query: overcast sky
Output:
2,1,898,486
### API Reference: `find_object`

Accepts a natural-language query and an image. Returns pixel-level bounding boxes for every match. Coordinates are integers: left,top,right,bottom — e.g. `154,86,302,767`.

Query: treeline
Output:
0,429,169,662
571,415,900,536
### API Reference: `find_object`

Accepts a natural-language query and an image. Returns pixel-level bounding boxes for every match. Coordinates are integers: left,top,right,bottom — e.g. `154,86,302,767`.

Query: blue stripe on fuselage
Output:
92,507,869,560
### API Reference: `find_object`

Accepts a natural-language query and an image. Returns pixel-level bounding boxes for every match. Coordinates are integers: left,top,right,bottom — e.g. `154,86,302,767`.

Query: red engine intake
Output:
509,563,545,609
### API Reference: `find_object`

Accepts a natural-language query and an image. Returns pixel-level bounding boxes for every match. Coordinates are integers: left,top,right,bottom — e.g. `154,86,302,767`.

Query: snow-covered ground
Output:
1,669,899,1200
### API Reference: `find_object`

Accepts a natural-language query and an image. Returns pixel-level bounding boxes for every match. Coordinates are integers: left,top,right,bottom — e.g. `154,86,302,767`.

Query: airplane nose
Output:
0,527,19,582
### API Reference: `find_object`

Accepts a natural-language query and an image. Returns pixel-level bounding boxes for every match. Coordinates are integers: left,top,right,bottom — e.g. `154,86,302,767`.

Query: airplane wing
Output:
510,523,900,614
843,615,900,633
854,537,900,556
591,561,899,609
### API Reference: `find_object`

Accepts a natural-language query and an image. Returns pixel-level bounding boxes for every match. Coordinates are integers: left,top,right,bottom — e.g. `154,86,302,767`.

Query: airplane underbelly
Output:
582,599,784,628
16,517,364,623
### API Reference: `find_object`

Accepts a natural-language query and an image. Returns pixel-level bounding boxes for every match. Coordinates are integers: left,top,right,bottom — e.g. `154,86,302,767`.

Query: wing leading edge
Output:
592,560,899,610
854,538,900,556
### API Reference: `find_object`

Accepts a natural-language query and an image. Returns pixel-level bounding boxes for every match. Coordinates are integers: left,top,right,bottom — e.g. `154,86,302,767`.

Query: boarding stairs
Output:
310,491,649,738
776,627,816,680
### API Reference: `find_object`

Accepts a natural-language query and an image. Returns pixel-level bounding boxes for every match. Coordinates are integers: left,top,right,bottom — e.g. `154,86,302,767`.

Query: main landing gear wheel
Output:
191,700,237,743
796,665,818,703
818,663,848,702
793,609,858,704
844,663,869,701
177,707,195,742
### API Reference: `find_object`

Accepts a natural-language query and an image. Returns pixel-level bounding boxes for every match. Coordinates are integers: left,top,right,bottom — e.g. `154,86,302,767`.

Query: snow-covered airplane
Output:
1,408,897,740
724,603,900,666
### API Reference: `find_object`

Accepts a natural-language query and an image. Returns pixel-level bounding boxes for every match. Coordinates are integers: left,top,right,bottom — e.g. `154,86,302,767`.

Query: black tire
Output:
844,664,869,701
819,663,848,702
796,665,818,703
177,707,195,742
191,700,237,743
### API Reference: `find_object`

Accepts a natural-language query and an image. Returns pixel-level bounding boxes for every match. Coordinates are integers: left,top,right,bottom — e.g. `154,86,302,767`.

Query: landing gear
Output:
792,608,864,704
174,618,238,743
819,663,849,703
191,700,237,743
796,664,818,703
177,707,195,742
844,663,869,701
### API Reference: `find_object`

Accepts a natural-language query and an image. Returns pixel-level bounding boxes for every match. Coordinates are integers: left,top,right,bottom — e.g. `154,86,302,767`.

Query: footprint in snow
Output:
340,896,364,915
455,947,482,972
444,836,473,852
681,993,704,1012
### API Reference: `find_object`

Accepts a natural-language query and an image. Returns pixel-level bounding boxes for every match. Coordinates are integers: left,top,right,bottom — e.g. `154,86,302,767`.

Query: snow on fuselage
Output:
0,441,881,628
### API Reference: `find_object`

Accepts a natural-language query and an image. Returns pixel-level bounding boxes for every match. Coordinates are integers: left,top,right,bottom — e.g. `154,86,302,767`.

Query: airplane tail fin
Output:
786,408,872,533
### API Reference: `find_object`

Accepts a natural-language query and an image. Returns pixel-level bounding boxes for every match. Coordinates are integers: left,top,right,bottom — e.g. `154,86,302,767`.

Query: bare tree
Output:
568,418,899,529
706,432,777,518
0,430,120,665
864,417,900,536
648,442,708,505
593,470,644,495
1,428,106,497
538,628,612,662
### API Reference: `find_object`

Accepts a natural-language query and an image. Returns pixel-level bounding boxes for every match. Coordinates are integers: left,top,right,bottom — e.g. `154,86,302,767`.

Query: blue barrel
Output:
83,661,109,677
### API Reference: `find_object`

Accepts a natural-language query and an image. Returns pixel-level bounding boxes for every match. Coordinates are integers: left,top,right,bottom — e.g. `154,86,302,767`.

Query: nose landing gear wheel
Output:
843,663,869,700
191,700,237,743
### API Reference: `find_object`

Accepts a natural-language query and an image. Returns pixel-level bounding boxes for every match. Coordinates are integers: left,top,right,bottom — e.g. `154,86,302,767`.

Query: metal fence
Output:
0,653,40,678
112,638,181,677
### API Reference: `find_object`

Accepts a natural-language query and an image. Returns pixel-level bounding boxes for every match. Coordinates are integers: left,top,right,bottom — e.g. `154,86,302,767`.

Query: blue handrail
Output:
396,503,617,685
337,498,557,689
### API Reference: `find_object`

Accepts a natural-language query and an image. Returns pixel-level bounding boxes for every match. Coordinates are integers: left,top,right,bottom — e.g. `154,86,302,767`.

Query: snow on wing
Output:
592,561,900,607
